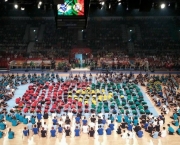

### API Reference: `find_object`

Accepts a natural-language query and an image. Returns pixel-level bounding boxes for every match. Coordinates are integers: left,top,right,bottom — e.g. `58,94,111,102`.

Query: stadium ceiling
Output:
90,0,179,5
1,0,53,4
89,0,180,11
1,0,180,13
2,0,179,4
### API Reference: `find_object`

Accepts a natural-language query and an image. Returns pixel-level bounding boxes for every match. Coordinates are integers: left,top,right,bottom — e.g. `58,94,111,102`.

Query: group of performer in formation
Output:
0,72,180,140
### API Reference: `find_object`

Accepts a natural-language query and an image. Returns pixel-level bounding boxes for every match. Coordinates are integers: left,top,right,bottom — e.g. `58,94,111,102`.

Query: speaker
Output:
139,0,153,12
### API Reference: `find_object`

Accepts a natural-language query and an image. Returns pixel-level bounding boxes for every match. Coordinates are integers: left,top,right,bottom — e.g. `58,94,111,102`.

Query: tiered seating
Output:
1,18,180,69
133,18,180,52
33,20,76,58
85,18,180,53
0,19,29,68
0,19,28,52
86,19,126,50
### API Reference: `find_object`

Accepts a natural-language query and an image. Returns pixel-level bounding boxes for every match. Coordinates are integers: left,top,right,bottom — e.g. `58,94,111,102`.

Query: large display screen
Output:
57,0,84,16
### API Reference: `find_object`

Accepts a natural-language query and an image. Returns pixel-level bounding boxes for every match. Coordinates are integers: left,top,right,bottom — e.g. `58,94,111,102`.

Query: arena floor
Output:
0,71,180,145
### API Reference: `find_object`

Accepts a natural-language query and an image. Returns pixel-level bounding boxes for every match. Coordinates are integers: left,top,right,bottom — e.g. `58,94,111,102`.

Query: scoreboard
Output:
54,0,90,29
57,0,85,16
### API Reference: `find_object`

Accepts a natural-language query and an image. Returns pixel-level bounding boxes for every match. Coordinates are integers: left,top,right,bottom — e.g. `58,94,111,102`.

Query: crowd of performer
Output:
0,72,180,140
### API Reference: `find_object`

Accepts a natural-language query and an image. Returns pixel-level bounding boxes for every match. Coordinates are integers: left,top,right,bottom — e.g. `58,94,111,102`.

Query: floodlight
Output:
39,1,42,5
14,4,18,9
161,3,165,9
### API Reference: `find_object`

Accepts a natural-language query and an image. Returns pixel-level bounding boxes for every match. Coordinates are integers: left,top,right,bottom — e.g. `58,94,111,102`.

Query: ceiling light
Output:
39,1,42,5
14,4,18,9
161,3,165,9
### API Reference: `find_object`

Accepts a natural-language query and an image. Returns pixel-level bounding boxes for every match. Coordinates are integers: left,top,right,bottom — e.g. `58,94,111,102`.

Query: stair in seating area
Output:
27,42,35,53
128,42,134,55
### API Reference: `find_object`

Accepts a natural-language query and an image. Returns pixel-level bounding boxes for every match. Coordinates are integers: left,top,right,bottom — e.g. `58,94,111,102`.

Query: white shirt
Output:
98,113,103,119
107,119,111,125
68,112,73,119
127,131,133,139
82,126,89,133
89,122,95,128
64,124,70,128
52,113,57,118
177,106,180,110
159,120,163,126
153,121,157,126
149,115,153,119
91,113,96,117
6,85,10,90
162,105,167,109
156,98,159,102
161,130,167,137
58,120,64,126
57,113,61,118
122,132,127,139
27,123,33,130
53,125,57,130
43,124,48,130
11,88,15,93
62,116,66,122
165,108,169,114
